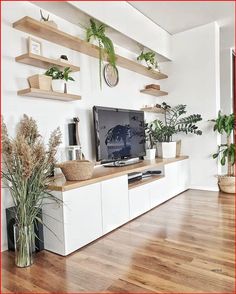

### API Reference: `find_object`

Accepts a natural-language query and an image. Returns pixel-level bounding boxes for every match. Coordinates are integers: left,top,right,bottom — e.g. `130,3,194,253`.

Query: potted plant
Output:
45,66,75,93
86,19,116,88
144,122,156,160
137,50,160,72
211,111,235,193
1,115,62,267
151,102,202,158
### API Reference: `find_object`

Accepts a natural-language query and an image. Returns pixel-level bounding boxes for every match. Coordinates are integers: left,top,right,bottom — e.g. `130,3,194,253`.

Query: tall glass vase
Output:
13,224,34,267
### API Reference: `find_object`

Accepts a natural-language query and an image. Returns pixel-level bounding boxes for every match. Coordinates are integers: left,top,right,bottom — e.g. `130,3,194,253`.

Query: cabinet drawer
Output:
129,185,150,219
101,175,129,234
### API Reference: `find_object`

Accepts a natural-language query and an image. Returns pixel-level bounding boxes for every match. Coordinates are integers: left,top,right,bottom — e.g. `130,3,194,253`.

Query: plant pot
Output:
218,175,235,194
156,142,177,158
28,74,52,91
14,224,34,267
52,79,65,93
144,148,156,160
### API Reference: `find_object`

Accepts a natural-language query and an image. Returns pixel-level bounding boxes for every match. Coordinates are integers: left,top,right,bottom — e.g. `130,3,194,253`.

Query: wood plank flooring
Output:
1,189,235,293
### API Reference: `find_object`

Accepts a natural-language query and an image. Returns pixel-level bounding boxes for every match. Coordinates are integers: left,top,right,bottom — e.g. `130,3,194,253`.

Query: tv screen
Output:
93,106,146,162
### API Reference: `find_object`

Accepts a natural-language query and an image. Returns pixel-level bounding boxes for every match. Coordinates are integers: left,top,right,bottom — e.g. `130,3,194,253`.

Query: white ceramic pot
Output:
52,79,65,93
144,148,156,160
156,142,177,158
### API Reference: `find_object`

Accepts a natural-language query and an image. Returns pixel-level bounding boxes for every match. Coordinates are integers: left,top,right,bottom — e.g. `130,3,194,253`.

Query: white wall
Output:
1,1,165,251
161,23,220,191
68,1,172,60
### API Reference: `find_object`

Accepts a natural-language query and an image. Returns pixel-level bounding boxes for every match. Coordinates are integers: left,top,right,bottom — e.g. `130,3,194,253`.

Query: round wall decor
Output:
103,63,119,87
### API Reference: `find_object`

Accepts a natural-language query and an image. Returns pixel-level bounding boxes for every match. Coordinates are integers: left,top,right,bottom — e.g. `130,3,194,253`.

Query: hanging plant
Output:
86,19,117,89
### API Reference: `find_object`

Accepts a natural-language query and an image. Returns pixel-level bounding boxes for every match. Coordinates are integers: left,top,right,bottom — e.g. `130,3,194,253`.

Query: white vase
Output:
144,148,156,160
156,142,177,158
52,80,65,93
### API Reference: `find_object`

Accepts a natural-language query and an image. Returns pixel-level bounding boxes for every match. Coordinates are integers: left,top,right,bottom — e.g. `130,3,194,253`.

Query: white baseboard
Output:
190,185,219,192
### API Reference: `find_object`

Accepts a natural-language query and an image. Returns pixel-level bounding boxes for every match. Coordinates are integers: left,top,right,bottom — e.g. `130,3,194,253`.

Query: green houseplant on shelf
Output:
150,102,203,158
144,122,157,160
137,50,160,72
45,66,75,93
1,115,62,267
86,18,116,88
210,111,235,193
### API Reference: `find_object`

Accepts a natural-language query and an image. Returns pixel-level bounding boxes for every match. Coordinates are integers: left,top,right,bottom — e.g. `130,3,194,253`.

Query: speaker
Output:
6,207,44,252
68,123,77,145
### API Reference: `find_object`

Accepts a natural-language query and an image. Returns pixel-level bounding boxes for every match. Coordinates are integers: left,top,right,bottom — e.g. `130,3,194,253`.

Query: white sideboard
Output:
43,157,190,256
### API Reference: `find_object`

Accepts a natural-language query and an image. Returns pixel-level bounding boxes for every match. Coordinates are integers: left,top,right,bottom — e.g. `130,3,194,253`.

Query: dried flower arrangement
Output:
1,114,62,267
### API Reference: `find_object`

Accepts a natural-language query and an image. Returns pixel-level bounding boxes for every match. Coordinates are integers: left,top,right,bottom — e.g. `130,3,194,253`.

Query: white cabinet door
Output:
178,159,190,192
101,175,129,234
149,177,169,208
164,161,180,199
129,185,150,219
63,183,103,255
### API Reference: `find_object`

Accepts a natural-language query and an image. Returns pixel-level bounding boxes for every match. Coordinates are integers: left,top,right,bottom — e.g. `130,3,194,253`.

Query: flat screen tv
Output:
93,106,146,162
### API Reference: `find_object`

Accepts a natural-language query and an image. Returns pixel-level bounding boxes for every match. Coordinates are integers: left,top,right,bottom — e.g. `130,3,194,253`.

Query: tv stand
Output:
103,157,142,167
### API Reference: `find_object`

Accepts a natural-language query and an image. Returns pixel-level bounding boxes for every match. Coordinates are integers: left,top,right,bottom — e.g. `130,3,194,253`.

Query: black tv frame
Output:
93,105,146,163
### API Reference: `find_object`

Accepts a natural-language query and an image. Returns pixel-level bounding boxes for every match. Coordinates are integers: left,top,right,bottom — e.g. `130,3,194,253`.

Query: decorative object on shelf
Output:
210,111,235,193
67,117,85,161
28,37,42,56
145,84,160,90
103,63,119,87
56,160,94,181
137,50,160,72
40,9,58,28
28,74,52,91
45,66,74,93
176,140,181,157
1,115,62,267
144,122,156,160
150,102,202,158
59,54,69,64
86,18,116,89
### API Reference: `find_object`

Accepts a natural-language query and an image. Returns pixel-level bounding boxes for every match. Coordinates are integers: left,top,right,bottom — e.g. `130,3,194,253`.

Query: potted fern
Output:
2,115,62,267
150,102,202,158
211,111,235,193
86,19,116,88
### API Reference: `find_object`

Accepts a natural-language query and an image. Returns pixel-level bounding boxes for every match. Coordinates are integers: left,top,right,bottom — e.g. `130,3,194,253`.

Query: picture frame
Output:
28,37,42,56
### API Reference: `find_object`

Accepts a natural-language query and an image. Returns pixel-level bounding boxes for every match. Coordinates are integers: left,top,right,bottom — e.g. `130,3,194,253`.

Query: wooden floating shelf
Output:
15,53,80,72
141,107,165,114
140,88,168,97
13,17,168,81
18,88,81,102
128,175,164,190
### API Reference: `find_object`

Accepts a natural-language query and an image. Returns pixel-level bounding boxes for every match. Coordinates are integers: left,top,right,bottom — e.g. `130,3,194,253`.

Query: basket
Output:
28,74,52,91
56,160,94,181
218,175,235,194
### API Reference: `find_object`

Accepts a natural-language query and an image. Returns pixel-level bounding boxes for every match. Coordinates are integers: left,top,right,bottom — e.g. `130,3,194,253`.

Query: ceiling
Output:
128,1,235,48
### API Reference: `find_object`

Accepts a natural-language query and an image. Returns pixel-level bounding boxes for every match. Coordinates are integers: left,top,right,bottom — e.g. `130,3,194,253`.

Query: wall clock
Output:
103,64,119,87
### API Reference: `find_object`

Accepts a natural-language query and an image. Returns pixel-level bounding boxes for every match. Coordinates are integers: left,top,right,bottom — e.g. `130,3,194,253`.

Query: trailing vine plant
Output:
86,19,116,88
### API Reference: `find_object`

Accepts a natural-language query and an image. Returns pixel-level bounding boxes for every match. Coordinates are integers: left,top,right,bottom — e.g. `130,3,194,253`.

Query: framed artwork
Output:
28,37,42,56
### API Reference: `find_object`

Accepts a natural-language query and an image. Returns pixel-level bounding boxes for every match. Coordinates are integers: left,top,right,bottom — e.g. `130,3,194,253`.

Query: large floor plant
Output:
2,115,62,267
211,111,235,193
86,19,116,88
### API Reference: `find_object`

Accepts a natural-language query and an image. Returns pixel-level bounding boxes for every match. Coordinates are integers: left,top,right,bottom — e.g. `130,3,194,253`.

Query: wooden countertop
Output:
48,156,189,192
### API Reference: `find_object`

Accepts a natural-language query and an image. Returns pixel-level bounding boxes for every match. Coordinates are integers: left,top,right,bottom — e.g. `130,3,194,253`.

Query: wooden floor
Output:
1,189,235,293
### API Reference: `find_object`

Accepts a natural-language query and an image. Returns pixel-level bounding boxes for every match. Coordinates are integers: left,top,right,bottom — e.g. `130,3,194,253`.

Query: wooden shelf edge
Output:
141,107,165,114
140,89,168,97
13,16,168,81
128,175,165,190
17,88,81,101
15,53,80,72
